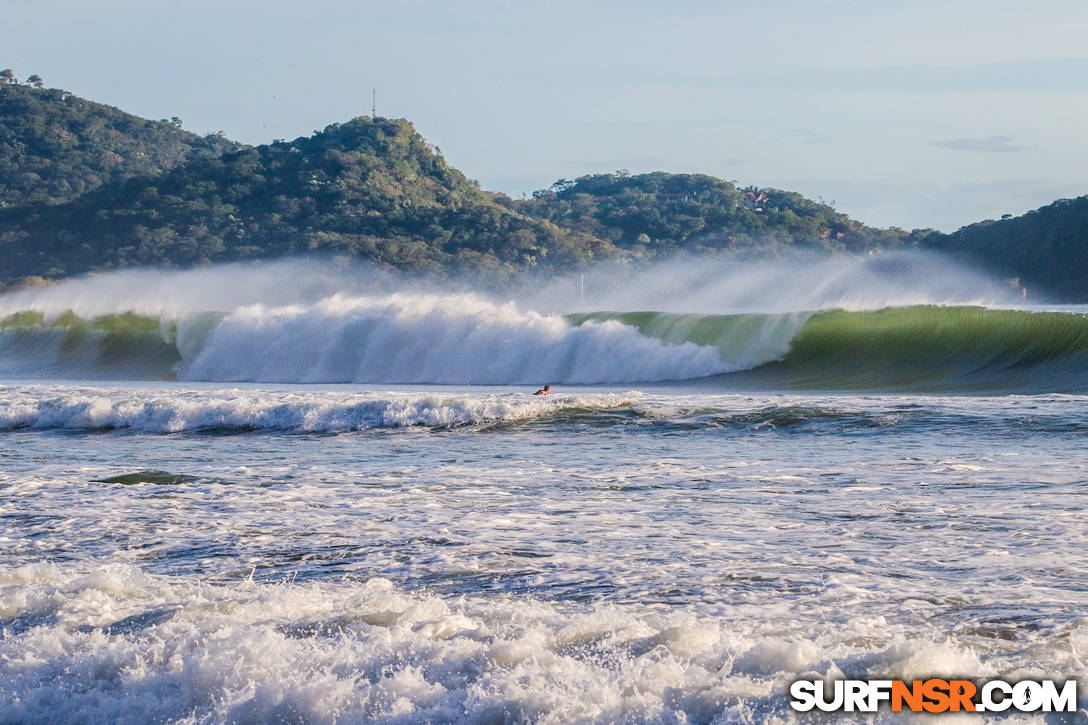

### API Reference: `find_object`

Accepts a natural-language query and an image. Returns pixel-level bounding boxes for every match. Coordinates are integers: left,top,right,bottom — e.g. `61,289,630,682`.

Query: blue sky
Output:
4,0,1087,231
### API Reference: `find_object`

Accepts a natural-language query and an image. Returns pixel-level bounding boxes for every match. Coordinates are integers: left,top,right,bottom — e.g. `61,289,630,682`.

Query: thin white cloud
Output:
931,136,1024,153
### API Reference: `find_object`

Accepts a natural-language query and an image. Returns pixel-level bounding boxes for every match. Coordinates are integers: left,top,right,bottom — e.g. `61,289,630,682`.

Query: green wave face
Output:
567,311,791,348
5,305,1088,391
566,310,810,374
570,306,1088,393
762,305,1088,392
0,310,208,379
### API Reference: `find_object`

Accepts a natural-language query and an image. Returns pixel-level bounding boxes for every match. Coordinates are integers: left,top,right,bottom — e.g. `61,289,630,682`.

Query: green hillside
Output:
0,116,614,281
920,196,1088,300
0,75,239,207
510,172,912,257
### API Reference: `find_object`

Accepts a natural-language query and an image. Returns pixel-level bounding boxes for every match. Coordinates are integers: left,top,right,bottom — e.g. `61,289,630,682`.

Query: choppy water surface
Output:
3,383,1088,723
3,259,1088,722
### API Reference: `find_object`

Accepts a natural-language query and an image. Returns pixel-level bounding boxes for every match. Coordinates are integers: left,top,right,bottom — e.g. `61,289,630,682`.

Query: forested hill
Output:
511,177,1088,298
920,196,1088,300
510,173,913,255
1,78,1087,298
0,116,613,281
0,74,240,207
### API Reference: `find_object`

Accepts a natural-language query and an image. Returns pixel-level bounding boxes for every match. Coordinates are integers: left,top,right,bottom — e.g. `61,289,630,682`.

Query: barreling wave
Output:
571,306,1088,392
737,306,1088,392
4,297,1088,392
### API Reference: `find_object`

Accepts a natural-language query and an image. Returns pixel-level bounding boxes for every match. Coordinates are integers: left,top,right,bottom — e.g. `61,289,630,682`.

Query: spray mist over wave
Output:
2,252,1073,387
525,250,1021,314
0,259,397,322
0,251,1019,321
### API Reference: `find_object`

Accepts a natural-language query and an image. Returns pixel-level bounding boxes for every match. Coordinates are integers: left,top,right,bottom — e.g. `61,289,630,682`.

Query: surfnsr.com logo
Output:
789,679,1078,713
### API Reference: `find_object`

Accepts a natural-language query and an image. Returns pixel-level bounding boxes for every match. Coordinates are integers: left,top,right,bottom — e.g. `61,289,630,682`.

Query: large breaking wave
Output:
5,302,1088,392
3,255,1087,392
0,296,741,384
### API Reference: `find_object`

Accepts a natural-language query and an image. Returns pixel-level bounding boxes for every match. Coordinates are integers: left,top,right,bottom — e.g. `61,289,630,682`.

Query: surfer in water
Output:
534,384,551,396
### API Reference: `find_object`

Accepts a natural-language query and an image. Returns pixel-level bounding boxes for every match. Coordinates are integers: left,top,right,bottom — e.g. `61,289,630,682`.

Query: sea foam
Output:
0,386,640,433
0,562,1016,725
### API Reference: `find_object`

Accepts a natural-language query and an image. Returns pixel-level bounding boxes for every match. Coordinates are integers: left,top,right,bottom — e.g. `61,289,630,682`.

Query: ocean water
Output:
3,258,1088,723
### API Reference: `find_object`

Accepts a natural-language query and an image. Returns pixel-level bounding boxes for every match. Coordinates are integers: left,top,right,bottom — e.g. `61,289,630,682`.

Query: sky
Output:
3,0,1087,231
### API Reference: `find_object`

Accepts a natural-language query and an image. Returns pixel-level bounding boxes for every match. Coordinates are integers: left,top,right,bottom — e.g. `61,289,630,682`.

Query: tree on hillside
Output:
0,69,15,85
26,74,43,88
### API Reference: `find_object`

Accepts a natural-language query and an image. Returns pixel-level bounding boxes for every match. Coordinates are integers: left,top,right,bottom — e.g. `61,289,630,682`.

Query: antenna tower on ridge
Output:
372,89,376,118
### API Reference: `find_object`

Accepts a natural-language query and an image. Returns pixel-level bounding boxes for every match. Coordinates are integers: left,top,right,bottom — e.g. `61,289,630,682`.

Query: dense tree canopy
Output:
0,81,238,207
0,115,613,281
920,196,1088,300
509,172,912,257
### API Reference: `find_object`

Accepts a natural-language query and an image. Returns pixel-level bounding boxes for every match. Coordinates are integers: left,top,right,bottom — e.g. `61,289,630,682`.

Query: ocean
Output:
2,256,1087,723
